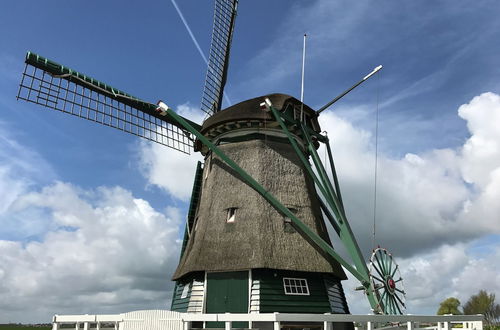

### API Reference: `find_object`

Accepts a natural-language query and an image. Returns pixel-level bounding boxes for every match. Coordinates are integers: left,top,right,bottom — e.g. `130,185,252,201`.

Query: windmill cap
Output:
200,93,320,135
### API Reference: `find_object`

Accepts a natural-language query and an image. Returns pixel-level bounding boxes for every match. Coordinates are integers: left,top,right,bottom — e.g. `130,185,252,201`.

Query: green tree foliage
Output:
437,297,462,315
463,290,500,325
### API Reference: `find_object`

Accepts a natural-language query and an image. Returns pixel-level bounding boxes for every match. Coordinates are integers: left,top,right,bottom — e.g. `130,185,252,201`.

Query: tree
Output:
437,297,462,315
463,290,500,325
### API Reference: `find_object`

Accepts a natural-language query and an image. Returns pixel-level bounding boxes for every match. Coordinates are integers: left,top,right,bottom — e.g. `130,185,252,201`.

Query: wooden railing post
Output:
324,313,332,330
274,312,280,330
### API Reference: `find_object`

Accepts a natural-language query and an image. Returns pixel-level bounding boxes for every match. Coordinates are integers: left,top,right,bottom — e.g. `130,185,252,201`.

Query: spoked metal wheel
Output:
369,247,406,314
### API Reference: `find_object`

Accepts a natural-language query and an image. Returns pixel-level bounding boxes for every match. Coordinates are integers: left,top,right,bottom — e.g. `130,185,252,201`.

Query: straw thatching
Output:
172,94,346,280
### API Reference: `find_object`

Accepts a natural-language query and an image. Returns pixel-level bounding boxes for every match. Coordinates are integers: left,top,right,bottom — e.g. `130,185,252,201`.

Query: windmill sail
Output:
17,52,199,154
200,0,238,116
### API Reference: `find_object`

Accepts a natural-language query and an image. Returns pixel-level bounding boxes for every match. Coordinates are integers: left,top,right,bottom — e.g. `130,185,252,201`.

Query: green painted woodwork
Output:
171,280,191,313
171,272,204,312
218,133,292,146
254,269,331,314
206,271,248,328
269,107,380,312
280,104,328,143
24,52,201,131
180,161,204,257
325,141,346,217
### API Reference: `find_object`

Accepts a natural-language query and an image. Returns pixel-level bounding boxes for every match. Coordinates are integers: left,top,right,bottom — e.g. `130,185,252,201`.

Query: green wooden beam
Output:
269,107,380,312
269,107,343,224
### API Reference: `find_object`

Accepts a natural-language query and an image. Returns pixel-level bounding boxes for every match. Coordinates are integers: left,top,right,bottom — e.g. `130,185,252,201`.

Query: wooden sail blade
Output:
17,52,198,154
200,0,238,116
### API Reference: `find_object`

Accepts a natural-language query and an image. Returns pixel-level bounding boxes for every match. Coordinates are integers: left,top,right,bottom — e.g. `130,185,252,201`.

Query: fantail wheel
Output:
370,247,406,314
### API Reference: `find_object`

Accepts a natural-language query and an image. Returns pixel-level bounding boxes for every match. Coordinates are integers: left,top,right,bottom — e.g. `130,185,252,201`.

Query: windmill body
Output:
16,0,406,319
170,94,350,316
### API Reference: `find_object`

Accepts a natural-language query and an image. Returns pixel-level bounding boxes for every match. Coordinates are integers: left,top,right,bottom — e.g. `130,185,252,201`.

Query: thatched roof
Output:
201,93,319,133
172,136,347,280
194,93,321,154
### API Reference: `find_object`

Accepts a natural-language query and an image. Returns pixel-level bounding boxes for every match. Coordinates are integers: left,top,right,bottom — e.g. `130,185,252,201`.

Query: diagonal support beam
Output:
268,105,380,312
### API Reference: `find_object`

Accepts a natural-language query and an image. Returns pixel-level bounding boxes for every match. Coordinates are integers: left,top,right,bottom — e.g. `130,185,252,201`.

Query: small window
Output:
181,283,190,299
283,277,310,295
226,207,237,223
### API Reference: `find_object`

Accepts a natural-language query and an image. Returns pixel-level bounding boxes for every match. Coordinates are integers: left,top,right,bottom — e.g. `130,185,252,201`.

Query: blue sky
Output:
1,0,500,323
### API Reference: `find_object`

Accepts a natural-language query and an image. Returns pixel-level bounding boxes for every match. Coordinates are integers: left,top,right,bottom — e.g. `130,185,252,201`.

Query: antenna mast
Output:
300,34,307,122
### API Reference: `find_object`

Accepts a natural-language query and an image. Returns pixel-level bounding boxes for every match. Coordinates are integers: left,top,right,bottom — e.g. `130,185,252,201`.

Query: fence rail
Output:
52,310,484,330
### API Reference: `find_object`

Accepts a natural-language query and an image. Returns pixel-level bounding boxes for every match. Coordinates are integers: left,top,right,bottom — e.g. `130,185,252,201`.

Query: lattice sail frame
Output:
17,53,196,154
200,0,238,116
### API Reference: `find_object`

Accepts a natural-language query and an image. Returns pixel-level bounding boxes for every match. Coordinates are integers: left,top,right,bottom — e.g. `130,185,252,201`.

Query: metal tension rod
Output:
316,65,382,115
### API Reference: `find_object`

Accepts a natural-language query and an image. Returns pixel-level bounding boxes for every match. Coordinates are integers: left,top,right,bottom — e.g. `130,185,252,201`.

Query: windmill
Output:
16,0,406,321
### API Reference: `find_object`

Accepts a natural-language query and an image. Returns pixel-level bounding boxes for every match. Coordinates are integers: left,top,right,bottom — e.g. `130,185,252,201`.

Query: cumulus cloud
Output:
0,122,57,240
138,103,204,201
321,92,500,314
322,92,500,260
0,182,182,323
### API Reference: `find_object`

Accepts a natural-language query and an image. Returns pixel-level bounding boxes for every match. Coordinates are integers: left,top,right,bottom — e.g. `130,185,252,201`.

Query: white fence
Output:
52,310,484,330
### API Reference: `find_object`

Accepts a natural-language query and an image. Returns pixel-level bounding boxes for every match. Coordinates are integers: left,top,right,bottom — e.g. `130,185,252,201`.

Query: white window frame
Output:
283,277,310,295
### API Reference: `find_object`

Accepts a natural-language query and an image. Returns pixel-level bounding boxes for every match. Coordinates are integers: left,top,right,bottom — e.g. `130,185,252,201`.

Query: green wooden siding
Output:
170,281,190,313
324,277,350,314
171,272,204,313
254,269,332,313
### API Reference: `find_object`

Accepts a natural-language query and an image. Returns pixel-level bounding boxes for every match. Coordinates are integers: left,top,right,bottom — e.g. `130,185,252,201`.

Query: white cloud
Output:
0,123,55,213
323,92,500,314
459,92,500,187
0,122,57,240
0,182,182,323
344,242,500,315
321,92,500,260
138,103,204,201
